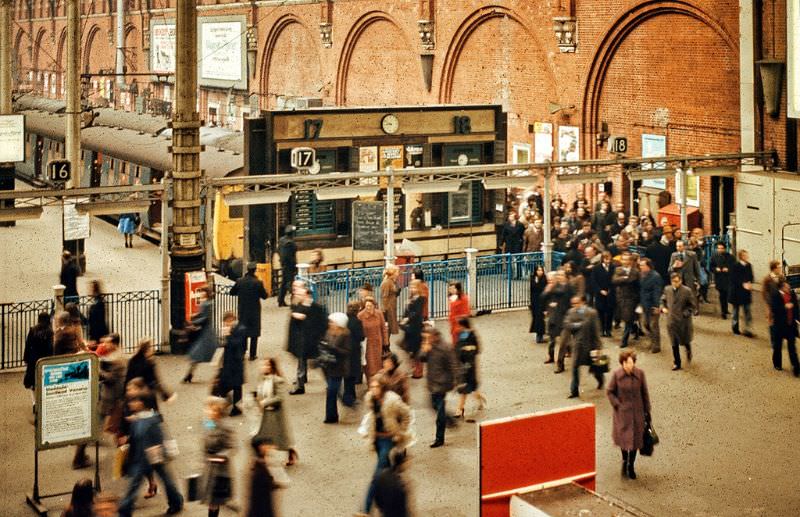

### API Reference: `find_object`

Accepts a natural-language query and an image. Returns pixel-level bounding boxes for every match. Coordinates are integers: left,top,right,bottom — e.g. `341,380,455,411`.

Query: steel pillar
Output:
63,0,85,267
0,0,15,227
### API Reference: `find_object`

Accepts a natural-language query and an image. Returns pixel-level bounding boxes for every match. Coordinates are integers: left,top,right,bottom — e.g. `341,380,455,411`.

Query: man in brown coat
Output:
523,219,544,252
662,273,697,371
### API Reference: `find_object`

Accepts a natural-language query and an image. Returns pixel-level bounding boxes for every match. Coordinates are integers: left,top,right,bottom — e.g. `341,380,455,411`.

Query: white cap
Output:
329,312,348,329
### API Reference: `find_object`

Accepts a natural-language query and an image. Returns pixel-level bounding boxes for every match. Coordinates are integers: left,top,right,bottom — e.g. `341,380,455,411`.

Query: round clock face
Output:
381,114,400,134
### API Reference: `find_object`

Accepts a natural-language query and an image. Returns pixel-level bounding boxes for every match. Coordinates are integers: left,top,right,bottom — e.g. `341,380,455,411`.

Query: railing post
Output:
543,242,553,272
726,225,736,255
465,248,477,307
1,304,5,370
53,284,65,313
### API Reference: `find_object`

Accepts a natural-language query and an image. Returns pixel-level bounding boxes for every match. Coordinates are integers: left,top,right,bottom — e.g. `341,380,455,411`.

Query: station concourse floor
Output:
1,195,799,516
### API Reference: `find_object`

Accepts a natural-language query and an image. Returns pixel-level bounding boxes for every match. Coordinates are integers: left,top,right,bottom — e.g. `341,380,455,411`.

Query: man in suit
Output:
562,295,605,398
730,250,755,337
500,212,525,254
769,281,800,376
591,251,615,336
669,239,701,312
710,243,735,320
612,252,640,348
523,219,544,252
662,273,697,371
638,258,663,353
230,262,268,360
646,235,672,282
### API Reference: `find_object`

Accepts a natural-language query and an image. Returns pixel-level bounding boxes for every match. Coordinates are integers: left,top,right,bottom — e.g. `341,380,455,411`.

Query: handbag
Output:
590,349,610,374
113,445,129,480
145,444,166,465
640,417,659,456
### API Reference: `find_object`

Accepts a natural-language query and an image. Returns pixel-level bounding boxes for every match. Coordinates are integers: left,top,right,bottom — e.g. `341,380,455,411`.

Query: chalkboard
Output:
353,201,385,251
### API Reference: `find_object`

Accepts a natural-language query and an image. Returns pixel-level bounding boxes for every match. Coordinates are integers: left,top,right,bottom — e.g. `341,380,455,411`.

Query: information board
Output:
0,114,25,163
150,21,176,74
198,15,247,90
36,353,99,450
353,201,385,251
63,199,91,241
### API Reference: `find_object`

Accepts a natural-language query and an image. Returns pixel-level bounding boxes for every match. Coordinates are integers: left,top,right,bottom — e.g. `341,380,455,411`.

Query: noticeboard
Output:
36,353,99,450
352,201,385,251
0,114,25,163
63,199,91,241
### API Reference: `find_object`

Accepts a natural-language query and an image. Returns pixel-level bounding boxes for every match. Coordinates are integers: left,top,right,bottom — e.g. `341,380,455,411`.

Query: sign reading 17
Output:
303,119,323,139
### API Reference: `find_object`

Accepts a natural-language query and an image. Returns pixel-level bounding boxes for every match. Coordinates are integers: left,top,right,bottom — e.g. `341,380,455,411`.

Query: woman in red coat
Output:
448,282,470,346
606,349,651,480
358,297,389,382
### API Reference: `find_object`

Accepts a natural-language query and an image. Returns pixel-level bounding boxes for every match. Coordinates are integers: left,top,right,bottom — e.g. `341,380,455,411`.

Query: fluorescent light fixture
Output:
402,180,462,194
0,206,43,221
556,172,610,184
315,186,379,201
482,176,538,190
75,200,151,215
224,190,291,206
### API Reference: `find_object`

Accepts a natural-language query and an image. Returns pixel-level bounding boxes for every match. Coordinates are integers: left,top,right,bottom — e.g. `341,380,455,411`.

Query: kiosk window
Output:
292,149,337,236
448,183,472,222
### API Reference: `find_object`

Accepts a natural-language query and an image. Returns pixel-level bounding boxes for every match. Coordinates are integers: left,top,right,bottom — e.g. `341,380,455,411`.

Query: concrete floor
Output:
2,197,800,516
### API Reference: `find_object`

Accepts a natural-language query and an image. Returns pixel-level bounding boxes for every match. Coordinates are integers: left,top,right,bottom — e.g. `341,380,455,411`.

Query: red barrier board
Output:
479,404,596,517
184,271,208,322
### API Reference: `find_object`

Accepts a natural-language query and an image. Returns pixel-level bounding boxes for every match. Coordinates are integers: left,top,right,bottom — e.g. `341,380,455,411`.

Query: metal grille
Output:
0,299,53,369
213,283,237,341
474,252,564,312
75,291,161,355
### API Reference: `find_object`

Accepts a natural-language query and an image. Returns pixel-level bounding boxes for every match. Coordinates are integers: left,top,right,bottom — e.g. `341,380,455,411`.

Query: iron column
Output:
63,0,85,267
0,0,15,227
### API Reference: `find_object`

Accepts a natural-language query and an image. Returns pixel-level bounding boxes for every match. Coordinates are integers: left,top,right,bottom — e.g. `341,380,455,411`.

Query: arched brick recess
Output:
124,23,140,73
439,5,558,142
83,25,113,73
335,11,422,106
32,28,47,71
259,14,322,110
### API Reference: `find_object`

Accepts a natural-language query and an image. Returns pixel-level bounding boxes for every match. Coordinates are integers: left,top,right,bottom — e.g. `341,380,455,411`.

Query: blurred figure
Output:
344,301,365,407
562,296,605,398
379,353,409,404
98,333,126,435
125,338,175,410
183,286,216,383
201,397,234,517
54,310,82,356
381,265,401,335
277,225,297,307
420,327,459,448
86,280,109,347
542,270,574,371
61,478,93,517
400,280,426,379
23,312,53,411
118,379,158,498
374,450,411,517
60,250,80,301
447,282,470,346
247,437,279,517
254,357,298,466
92,492,119,517
320,312,351,424
359,297,389,383
454,317,486,418
217,311,248,416
411,268,429,321
730,250,755,337
308,248,325,274
768,281,800,376
638,258,663,353
612,252,640,349
230,262,268,361
287,285,328,395
607,350,651,480
529,265,547,344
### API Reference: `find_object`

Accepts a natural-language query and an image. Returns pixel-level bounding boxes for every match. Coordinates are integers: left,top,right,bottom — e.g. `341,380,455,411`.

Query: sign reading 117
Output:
291,147,316,170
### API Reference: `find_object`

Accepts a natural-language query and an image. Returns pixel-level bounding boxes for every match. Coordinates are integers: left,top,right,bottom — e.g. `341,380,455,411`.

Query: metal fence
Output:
0,298,53,369
73,291,162,355
474,252,565,312
213,282,237,341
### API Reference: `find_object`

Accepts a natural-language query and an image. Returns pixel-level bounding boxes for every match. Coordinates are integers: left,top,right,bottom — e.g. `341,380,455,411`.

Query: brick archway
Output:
83,24,101,73
581,1,738,158
32,28,46,71
438,5,557,105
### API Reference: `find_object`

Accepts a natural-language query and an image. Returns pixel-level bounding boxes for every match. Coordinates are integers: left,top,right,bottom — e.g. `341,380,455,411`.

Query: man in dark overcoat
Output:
562,295,604,398
590,251,615,336
231,262,268,360
612,252,640,348
710,242,735,319
730,249,755,337
542,270,574,372
60,250,81,301
768,281,800,376
218,311,248,416
661,273,697,371
500,212,525,254
278,225,298,307
287,285,328,395
669,239,701,309
645,235,672,285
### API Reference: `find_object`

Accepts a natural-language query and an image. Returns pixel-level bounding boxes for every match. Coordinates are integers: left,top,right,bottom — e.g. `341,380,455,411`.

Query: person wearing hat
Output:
320,312,351,424
277,225,298,307
230,262,268,360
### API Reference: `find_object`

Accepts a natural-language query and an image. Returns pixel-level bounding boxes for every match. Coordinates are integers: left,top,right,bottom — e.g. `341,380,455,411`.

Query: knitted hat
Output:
328,312,348,329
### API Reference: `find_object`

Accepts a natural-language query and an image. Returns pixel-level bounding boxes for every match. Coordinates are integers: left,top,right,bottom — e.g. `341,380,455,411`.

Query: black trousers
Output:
670,332,691,367
278,267,295,305
247,336,258,359
717,287,730,316
772,328,800,372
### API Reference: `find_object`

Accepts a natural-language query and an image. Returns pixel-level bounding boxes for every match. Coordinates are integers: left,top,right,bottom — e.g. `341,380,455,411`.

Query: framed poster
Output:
558,125,580,174
641,134,667,189
198,15,248,90
675,170,701,207
0,114,25,163
380,145,403,170
533,122,554,163
63,199,91,241
359,146,378,186
789,0,800,118
150,20,176,74
36,354,99,450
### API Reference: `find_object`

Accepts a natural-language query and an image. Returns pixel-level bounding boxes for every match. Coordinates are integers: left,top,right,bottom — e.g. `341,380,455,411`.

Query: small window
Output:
448,182,472,223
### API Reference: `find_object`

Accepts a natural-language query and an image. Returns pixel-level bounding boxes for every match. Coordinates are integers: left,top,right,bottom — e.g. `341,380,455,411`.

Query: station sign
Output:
291,147,316,172
607,136,628,154
48,159,71,183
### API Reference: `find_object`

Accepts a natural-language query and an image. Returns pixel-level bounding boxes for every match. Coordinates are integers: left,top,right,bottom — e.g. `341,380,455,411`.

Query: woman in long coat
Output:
606,349,652,480
23,312,53,408
87,280,109,346
380,265,400,335
358,297,388,382
447,282,470,346
529,265,547,343
255,357,298,466
183,286,217,383
344,301,365,406
202,396,234,514
401,280,426,378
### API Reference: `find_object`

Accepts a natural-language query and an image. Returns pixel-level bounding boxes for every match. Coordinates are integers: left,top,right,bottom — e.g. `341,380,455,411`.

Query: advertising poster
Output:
359,146,378,186
405,145,424,168
789,0,800,118
558,125,580,174
380,145,403,170
201,21,243,82
0,114,25,163
63,199,91,241
675,170,700,207
151,22,176,74
641,134,667,190
533,122,554,163
184,271,208,321
37,354,98,449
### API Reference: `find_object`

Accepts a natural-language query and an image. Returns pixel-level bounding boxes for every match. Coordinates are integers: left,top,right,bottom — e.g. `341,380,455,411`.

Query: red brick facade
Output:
11,0,796,231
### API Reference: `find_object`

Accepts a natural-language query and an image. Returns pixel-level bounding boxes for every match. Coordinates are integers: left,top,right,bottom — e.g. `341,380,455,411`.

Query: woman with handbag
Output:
201,396,234,517
255,357,298,466
358,297,389,383
606,349,652,480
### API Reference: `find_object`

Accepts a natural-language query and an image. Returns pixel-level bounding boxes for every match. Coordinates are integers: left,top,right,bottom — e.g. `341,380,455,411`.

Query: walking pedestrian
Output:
230,262,268,361
662,273,697,371
374,450,412,517
381,265,400,335
358,375,413,515
591,252,615,337
612,252,640,348
54,310,83,356
645,235,671,287
447,281,470,346
86,280,109,347
246,437,279,517
117,395,184,517
125,338,176,409
217,311,248,416
98,333,127,435
761,260,784,316
60,250,80,302
454,317,486,417
768,281,800,376
529,265,547,344
411,268,430,321
61,478,94,517
710,243,734,319
344,300,365,407
183,286,216,383
254,357,298,466
359,296,389,383
669,240,701,312
400,280,426,379
201,396,234,517
379,353,410,403
542,270,574,371
730,250,755,337
287,285,328,395
277,225,297,307
562,295,605,398
23,312,53,411
606,349,652,480
321,312,351,424
638,258,663,353
420,327,459,448
118,213,138,248
117,379,159,500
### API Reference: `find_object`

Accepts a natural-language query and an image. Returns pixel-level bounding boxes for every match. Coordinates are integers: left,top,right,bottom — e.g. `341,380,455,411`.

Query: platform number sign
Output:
291,147,316,170
607,136,628,154
48,159,71,183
